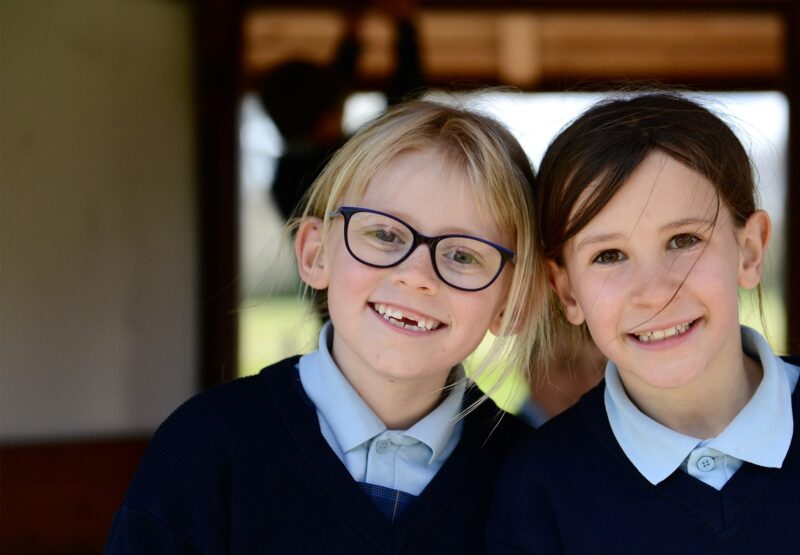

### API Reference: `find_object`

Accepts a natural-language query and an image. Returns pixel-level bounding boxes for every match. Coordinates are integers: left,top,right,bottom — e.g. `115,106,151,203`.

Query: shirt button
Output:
697,455,715,472
375,439,391,454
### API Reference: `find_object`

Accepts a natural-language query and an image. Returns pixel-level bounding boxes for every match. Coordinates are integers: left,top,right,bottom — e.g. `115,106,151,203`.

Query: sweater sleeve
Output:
104,385,238,554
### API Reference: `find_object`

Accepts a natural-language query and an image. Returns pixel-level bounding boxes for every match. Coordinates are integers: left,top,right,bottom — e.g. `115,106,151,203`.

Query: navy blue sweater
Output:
486,369,800,554
105,356,527,554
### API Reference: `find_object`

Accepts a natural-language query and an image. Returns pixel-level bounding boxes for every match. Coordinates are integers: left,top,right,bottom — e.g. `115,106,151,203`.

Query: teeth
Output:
635,322,692,343
374,303,440,331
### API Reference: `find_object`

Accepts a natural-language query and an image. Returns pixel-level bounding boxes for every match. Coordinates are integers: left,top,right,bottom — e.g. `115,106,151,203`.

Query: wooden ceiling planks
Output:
242,9,784,87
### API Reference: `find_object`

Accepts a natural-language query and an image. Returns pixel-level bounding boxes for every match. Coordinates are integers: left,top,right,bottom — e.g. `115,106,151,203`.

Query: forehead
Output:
351,149,507,240
576,151,720,236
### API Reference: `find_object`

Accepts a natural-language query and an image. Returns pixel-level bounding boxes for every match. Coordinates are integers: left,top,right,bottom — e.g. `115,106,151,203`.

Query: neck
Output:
364,380,451,430
531,340,606,419
622,352,762,439
338,363,454,430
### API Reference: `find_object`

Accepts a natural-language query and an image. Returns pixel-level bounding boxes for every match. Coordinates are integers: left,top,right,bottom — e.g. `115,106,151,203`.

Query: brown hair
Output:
537,93,757,265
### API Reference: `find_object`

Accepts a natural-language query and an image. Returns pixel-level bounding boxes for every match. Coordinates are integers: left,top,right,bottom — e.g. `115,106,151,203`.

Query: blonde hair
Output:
293,99,551,399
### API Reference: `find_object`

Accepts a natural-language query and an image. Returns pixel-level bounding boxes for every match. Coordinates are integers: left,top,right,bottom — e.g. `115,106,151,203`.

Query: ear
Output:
547,260,585,326
738,209,771,290
295,217,329,289
488,307,506,336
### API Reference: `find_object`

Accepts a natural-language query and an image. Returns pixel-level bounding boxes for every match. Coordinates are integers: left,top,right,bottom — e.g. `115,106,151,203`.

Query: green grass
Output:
238,287,787,415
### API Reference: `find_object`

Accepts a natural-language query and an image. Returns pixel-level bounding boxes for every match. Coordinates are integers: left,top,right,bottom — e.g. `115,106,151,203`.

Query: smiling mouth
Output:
372,303,442,332
632,320,696,343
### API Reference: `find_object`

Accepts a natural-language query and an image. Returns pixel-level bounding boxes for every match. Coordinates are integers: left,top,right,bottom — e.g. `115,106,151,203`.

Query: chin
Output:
637,365,703,391
376,365,430,382
372,361,443,385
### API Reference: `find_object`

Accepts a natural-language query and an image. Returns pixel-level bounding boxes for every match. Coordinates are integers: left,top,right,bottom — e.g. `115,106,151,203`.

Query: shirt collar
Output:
711,327,797,467
604,365,698,485
604,326,797,485
299,321,465,462
403,370,465,462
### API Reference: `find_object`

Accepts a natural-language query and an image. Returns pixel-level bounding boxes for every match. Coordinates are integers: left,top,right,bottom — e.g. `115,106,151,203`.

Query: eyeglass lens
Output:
344,210,505,290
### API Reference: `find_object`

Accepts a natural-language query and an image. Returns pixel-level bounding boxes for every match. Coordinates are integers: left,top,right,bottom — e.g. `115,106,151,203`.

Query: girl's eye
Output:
439,244,488,271
669,233,700,250
369,228,403,244
447,249,477,266
592,250,626,265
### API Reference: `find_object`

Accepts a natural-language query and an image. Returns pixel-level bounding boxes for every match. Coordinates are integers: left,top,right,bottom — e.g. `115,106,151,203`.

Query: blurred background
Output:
2,0,798,553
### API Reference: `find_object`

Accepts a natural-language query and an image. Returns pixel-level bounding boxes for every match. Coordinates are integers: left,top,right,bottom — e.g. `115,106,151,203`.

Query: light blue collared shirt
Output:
605,326,799,490
298,322,465,496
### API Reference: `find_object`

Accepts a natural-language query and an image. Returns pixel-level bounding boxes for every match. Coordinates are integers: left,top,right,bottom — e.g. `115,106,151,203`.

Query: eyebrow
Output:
574,217,716,252
574,232,627,252
660,217,716,232
356,206,500,241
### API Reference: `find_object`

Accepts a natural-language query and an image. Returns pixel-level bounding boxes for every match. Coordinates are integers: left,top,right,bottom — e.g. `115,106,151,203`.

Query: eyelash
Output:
591,233,703,266
669,233,701,250
592,250,625,265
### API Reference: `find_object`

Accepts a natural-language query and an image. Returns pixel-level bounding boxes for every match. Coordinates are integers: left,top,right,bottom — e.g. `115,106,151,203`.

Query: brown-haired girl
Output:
487,93,800,553
105,99,550,553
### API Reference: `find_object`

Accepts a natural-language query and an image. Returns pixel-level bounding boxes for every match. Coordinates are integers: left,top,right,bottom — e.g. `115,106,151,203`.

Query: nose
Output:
628,255,683,310
391,244,440,294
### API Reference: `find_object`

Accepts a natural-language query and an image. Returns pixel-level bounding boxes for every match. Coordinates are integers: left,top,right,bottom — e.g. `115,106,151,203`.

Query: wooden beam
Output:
244,0,794,12
243,9,784,87
195,0,244,388
785,2,800,352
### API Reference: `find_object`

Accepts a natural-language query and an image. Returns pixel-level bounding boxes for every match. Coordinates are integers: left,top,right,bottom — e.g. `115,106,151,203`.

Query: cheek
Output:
573,270,626,314
491,268,512,303
452,287,505,331
685,252,742,308
328,238,373,282
487,269,514,313
325,251,377,308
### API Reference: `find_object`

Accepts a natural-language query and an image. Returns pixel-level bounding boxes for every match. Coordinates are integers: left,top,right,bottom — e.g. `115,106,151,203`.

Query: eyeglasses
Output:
329,206,514,292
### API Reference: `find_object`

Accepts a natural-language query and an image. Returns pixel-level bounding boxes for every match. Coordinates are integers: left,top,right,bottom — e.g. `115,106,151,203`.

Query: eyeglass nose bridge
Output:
395,228,446,278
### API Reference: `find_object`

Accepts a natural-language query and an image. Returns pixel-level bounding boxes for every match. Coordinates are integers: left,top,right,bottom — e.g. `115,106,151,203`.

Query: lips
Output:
371,303,442,332
632,320,695,343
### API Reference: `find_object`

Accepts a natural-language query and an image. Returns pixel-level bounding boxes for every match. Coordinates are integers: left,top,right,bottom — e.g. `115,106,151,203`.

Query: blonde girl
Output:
106,99,549,553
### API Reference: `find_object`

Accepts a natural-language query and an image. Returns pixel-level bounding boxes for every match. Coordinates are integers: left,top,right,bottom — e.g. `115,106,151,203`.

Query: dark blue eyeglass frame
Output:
330,206,515,292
